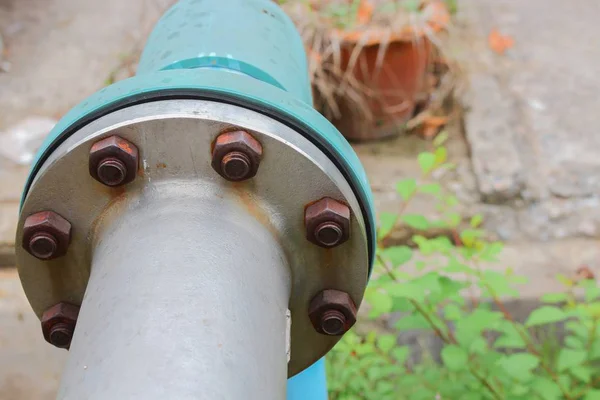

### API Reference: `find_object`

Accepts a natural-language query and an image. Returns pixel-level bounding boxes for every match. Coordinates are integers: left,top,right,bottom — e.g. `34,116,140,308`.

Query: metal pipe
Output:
57,183,292,399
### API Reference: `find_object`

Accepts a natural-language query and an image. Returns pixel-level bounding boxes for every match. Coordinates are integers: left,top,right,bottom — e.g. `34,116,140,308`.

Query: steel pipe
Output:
57,183,291,399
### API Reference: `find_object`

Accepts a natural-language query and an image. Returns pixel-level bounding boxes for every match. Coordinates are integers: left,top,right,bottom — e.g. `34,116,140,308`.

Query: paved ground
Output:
460,0,600,241
2,0,600,398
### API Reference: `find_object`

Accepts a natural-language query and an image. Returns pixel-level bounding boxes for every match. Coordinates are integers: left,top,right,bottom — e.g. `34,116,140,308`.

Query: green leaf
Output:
571,365,592,383
589,341,600,360
401,214,430,230
494,331,527,349
402,0,421,12
454,309,503,346
386,282,426,302
378,212,398,240
565,335,584,349
470,214,483,228
531,377,562,400
497,353,540,382
419,183,441,195
444,303,463,321
469,337,488,354
441,345,468,372
391,346,410,364
556,349,586,372
481,270,519,297
557,273,573,287
587,286,600,302
394,314,431,331
445,195,459,207
396,179,417,200
445,212,462,228
377,334,397,353
585,390,600,400
435,146,447,164
541,292,569,304
566,321,589,339
525,306,568,327
381,246,413,267
365,289,392,318
433,130,449,147
418,152,436,174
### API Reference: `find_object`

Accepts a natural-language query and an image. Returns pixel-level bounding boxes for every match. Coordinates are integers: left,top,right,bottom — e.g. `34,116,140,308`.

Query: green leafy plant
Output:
327,139,600,400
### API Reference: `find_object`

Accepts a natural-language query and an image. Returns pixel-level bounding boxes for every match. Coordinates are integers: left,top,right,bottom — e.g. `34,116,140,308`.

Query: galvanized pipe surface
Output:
57,182,291,399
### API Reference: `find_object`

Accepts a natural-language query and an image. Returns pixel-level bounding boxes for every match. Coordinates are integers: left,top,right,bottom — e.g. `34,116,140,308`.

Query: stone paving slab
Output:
0,268,66,400
459,0,600,240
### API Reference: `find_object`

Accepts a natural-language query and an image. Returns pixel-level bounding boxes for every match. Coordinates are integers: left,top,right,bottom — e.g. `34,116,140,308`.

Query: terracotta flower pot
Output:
326,2,449,142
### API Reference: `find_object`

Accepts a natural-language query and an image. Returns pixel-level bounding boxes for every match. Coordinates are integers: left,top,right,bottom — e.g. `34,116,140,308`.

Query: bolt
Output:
22,211,72,260
320,309,346,335
29,232,58,260
221,151,252,181
308,289,357,336
97,157,127,186
305,198,351,248
41,302,79,349
89,135,139,187
49,322,75,348
211,130,263,181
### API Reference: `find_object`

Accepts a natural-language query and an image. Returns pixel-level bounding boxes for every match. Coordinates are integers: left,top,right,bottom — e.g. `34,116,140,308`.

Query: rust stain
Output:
232,186,293,269
156,162,167,169
137,163,145,177
117,141,134,154
234,185,278,239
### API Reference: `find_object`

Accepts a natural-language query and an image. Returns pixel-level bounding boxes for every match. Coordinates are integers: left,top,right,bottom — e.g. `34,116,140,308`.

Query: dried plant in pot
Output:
280,0,452,142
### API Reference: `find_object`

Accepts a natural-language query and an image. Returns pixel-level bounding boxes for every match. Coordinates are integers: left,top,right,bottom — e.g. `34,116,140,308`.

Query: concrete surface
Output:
460,0,600,241
0,269,66,400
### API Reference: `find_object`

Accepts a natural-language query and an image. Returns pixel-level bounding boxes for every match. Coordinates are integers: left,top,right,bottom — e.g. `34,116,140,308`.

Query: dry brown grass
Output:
278,0,461,137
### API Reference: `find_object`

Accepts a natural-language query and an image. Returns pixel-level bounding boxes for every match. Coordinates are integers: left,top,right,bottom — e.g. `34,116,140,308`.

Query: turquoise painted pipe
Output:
22,0,375,397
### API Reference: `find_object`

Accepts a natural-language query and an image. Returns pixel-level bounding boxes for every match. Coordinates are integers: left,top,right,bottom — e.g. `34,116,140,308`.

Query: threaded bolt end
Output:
97,157,127,186
49,322,75,349
314,222,344,247
221,151,252,181
320,309,347,336
29,232,59,260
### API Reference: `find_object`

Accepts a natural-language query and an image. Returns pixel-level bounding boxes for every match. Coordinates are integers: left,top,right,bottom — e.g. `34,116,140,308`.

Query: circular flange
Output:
17,100,369,376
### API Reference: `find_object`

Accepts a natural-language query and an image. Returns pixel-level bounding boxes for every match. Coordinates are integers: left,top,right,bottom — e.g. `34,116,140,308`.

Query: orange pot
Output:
325,1,449,142
332,36,433,142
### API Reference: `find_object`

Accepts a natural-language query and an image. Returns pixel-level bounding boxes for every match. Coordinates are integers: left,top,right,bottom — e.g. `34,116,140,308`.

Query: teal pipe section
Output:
138,0,312,103
287,359,328,400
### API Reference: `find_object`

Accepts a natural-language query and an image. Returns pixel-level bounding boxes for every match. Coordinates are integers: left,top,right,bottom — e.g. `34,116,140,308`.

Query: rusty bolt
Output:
211,130,263,181
305,198,351,248
89,135,139,187
22,211,72,260
308,289,357,336
41,302,79,349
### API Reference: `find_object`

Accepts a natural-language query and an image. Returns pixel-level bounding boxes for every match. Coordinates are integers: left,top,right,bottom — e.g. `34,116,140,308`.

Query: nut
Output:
305,198,351,248
41,302,79,349
89,135,139,186
22,211,72,260
308,289,357,336
211,130,263,181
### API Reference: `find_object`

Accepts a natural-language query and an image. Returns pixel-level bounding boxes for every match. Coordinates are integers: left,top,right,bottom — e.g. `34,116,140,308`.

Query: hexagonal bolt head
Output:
308,289,357,336
211,130,263,181
305,198,351,248
22,211,72,260
89,135,139,187
41,302,80,349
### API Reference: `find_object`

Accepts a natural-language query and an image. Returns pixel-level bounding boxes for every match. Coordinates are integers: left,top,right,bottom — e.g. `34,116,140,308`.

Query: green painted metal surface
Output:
22,0,376,262
138,0,312,103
